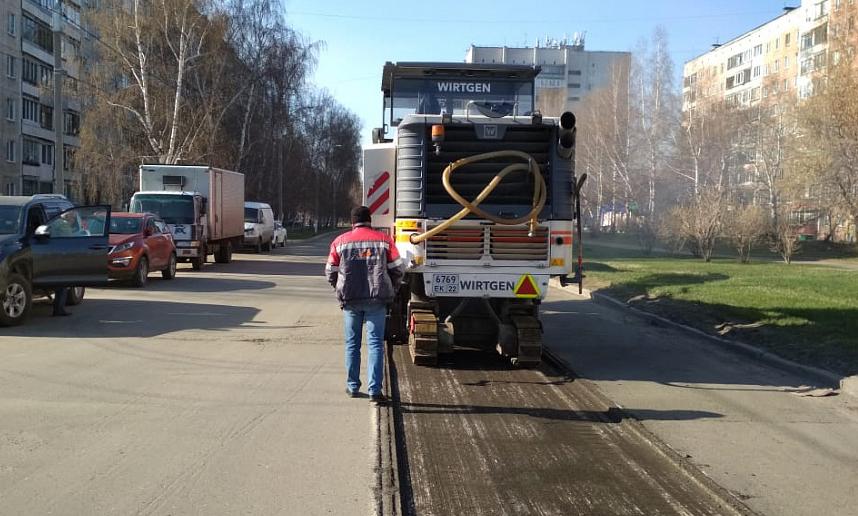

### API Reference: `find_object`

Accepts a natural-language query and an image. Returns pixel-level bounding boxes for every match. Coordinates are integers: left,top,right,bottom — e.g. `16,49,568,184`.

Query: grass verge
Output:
287,227,343,240
583,240,858,376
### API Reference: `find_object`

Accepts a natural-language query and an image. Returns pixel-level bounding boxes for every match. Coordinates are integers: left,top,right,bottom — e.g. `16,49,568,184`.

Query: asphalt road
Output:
0,237,375,515
543,287,858,516
391,347,749,516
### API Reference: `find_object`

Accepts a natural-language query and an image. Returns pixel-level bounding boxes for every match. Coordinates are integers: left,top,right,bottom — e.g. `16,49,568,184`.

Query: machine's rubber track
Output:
409,302,438,366
510,314,542,367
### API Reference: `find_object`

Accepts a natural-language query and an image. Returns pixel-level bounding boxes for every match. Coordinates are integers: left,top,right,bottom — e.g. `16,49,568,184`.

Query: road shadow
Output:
5,299,263,338
542,294,858,385
198,259,324,277
397,401,723,423
107,276,277,292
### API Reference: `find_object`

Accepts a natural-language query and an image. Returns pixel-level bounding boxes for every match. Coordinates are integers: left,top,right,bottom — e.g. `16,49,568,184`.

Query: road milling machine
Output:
364,62,585,367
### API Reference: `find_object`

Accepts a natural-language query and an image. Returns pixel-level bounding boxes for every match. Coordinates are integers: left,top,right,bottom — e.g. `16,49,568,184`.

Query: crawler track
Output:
389,345,753,516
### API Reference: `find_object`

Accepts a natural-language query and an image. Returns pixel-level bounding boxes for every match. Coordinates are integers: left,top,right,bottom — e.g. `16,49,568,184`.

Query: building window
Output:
568,83,581,88
754,44,763,56
568,70,581,76
785,56,790,69
6,55,15,78
5,140,14,162
7,13,15,36
567,96,580,102
41,142,53,165
785,33,791,47
22,138,39,166
5,98,14,120
64,146,75,172
22,57,38,85
5,183,13,195
774,60,779,72
39,104,53,130
753,65,761,78
64,111,79,136
22,15,53,54
22,97,38,123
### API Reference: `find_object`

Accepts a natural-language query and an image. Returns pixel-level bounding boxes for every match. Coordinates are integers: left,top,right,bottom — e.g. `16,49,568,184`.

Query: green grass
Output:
583,241,858,375
585,233,858,263
286,226,342,240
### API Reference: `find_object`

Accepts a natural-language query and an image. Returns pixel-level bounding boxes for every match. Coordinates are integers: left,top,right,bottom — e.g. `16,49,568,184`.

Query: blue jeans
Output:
343,302,387,395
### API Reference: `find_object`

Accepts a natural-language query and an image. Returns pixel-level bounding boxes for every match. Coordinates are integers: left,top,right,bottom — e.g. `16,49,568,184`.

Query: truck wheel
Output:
191,246,206,270
162,253,177,279
132,256,149,288
0,273,32,326
66,286,86,306
215,244,232,264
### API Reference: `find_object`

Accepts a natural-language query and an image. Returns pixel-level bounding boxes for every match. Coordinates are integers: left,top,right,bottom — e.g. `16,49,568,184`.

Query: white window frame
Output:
6,140,15,163
6,55,15,78
7,13,15,36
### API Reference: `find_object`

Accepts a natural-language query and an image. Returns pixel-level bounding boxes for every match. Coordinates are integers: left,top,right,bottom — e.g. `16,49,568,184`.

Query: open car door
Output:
31,206,112,288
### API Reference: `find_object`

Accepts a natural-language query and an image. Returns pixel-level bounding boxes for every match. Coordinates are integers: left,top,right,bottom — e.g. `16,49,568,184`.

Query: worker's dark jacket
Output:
325,225,404,307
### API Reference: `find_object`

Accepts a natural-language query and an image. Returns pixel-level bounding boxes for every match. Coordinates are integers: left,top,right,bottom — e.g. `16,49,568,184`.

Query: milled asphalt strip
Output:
540,347,758,516
549,279,844,390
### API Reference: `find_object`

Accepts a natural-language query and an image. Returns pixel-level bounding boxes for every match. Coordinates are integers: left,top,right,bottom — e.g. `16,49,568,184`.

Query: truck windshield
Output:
0,205,21,234
131,194,194,225
244,208,259,223
390,78,534,124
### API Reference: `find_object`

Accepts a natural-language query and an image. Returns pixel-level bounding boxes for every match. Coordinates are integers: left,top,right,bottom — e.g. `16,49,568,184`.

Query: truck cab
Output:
130,190,206,267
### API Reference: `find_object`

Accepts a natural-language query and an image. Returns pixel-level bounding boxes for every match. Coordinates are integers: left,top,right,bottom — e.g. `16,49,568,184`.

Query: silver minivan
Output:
243,202,275,252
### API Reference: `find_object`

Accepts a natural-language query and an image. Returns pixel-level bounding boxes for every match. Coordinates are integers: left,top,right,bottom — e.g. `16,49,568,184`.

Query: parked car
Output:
0,195,111,326
243,202,275,253
273,221,287,247
108,212,177,288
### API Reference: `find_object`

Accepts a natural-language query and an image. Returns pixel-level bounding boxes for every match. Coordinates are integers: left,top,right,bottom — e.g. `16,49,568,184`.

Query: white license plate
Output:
432,274,459,295
179,249,194,257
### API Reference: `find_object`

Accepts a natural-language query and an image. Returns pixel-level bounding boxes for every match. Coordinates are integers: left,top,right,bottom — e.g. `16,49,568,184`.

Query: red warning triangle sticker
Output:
514,274,540,298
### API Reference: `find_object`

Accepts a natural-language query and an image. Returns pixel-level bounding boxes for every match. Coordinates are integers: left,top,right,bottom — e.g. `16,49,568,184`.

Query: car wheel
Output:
66,286,86,306
0,273,32,326
132,256,149,288
162,253,177,279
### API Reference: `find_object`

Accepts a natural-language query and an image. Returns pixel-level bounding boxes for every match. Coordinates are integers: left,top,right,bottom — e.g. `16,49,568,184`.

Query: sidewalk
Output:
542,286,858,516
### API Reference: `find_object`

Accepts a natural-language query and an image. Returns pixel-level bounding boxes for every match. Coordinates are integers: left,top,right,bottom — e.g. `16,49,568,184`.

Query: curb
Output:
548,279,844,390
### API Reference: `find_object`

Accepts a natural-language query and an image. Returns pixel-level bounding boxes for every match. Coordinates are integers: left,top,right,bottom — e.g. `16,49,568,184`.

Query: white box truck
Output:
130,165,245,270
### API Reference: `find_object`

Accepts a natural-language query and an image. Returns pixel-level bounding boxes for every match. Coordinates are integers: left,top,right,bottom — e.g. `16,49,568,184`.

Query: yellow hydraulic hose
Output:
410,150,548,244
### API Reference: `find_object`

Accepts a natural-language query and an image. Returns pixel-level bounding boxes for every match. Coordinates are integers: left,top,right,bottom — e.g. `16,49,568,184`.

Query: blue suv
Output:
0,195,111,326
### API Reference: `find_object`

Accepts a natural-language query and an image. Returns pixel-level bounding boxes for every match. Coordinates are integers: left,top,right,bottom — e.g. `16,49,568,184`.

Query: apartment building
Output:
466,37,630,117
683,1,844,111
0,0,83,198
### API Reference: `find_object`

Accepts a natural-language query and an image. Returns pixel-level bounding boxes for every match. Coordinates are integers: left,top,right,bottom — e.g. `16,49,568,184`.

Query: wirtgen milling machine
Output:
364,62,584,367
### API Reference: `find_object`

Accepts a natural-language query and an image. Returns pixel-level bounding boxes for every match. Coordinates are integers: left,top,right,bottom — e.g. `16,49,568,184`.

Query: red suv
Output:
108,213,177,287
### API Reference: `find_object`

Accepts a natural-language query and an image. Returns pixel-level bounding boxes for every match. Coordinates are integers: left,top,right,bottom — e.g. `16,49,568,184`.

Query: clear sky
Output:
283,0,793,143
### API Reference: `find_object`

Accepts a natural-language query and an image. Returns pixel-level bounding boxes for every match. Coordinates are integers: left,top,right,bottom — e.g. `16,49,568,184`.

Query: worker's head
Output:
351,206,372,227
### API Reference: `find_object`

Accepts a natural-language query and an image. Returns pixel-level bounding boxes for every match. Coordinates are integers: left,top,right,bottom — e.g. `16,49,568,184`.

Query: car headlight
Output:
111,241,136,254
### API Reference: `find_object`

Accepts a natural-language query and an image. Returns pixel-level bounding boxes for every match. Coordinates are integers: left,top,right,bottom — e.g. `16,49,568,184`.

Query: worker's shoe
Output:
369,393,388,404
346,388,359,398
